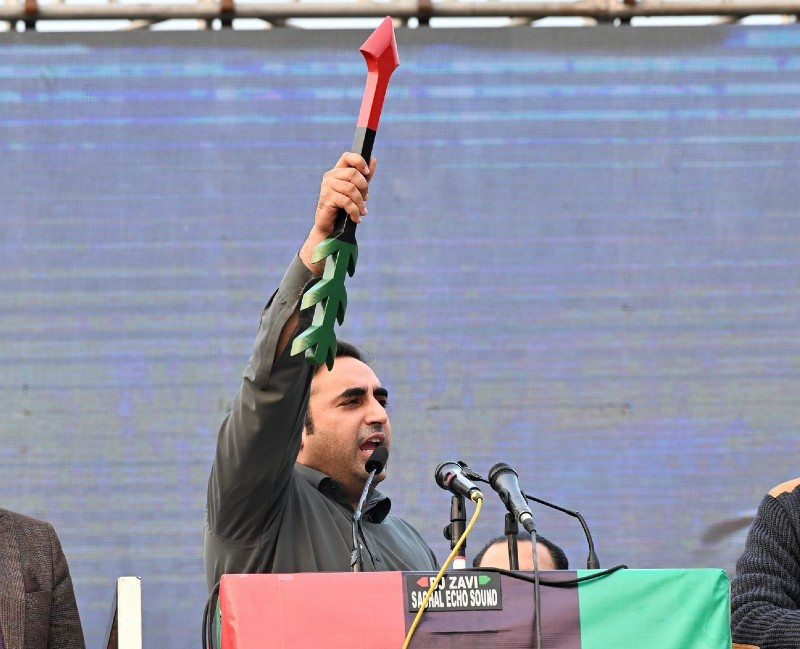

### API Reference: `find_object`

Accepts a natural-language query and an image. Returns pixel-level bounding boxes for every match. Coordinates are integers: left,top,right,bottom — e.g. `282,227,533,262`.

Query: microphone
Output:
488,462,542,649
488,463,536,535
365,445,388,474
351,445,389,572
435,461,483,499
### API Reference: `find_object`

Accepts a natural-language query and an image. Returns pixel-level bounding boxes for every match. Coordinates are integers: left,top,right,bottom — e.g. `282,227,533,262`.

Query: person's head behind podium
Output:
473,532,569,571
298,340,390,509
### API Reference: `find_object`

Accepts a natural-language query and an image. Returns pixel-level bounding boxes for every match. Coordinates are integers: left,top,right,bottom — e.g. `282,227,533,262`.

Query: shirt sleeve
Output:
731,493,800,649
206,255,316,542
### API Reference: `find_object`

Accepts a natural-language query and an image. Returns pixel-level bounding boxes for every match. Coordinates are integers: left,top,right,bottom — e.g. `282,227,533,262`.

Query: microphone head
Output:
365,445,389,474
488,462,517,488
435,462,461,490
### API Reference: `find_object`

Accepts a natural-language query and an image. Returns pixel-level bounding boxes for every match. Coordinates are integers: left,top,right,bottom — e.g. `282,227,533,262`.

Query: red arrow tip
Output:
356,17,400,131
360,16,400,73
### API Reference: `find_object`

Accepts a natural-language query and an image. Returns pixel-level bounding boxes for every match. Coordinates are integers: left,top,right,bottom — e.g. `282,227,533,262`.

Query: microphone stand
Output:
351,465,381,572
443,494,467,569
504,513,520,571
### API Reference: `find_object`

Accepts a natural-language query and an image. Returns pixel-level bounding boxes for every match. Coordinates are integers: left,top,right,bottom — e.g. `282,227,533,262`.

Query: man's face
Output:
298,356,391,503
478,540,557,571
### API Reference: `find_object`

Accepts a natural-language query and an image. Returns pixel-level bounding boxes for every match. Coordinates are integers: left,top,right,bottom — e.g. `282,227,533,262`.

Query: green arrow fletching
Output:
291,238,359,369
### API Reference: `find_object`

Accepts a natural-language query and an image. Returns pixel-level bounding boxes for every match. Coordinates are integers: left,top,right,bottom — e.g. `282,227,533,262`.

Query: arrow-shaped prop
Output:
291,16,400,369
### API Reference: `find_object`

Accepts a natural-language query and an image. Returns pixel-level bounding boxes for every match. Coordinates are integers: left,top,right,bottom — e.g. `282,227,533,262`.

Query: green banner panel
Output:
579,569,731,649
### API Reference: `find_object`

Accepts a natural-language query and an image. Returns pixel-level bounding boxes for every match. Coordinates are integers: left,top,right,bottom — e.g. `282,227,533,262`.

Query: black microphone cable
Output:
476,563,628,587
523,491,600,570
201,580,221,649
528,519,543,649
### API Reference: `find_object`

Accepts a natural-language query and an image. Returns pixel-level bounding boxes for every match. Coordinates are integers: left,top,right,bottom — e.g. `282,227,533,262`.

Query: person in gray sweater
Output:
204,153,437,590
731,478,800,649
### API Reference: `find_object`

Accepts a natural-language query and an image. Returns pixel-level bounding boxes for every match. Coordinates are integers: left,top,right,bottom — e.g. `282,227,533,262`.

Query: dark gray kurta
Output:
204,255,437,590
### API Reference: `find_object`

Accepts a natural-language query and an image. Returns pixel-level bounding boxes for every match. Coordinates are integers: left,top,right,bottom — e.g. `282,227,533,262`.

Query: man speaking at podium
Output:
204,154,437,590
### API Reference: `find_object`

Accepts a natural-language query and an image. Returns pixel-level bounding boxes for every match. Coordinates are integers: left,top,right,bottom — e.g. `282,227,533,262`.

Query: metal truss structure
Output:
1,0,798,30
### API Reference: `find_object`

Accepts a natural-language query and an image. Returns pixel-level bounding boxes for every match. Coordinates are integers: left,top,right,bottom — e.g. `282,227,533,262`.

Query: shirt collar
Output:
295,463,392,523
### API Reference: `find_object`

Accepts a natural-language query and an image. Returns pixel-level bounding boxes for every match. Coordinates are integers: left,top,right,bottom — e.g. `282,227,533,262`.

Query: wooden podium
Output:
218,569,732,649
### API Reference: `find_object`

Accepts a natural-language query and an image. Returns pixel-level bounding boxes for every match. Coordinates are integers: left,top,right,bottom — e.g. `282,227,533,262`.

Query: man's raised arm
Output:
204,153,375,588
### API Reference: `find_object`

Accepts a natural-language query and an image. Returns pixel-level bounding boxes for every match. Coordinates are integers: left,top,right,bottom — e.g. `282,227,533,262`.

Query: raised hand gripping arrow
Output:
291,17,400,369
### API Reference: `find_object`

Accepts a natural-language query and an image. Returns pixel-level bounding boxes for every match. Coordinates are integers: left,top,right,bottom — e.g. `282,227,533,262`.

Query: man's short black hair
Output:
330,339,366,364
304,339,368,434
472,532,569,570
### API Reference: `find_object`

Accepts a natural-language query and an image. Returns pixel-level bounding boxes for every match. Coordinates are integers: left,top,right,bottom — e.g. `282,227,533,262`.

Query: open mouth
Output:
359,434,385,453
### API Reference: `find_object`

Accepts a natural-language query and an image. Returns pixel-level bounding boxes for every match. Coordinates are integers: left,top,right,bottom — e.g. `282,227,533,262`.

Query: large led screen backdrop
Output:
1,25,799,648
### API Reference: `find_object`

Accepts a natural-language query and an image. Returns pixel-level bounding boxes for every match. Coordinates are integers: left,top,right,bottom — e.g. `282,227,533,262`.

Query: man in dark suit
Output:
0,508,85,649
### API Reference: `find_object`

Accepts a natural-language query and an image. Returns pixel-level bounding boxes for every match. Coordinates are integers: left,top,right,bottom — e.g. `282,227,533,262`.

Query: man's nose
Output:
365,398,388,424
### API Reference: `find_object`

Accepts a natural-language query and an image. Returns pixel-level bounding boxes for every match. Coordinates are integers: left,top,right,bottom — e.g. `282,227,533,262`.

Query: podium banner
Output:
219,569,731,649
